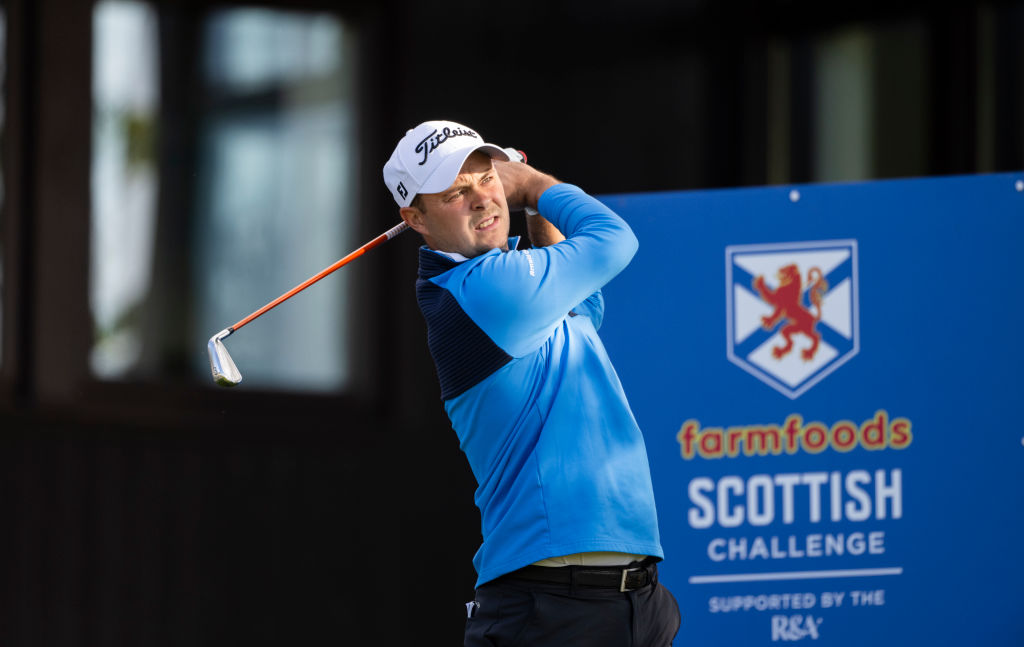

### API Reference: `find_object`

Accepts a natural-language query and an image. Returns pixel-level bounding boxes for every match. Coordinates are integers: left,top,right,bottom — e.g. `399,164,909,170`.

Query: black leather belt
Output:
502,563,654,592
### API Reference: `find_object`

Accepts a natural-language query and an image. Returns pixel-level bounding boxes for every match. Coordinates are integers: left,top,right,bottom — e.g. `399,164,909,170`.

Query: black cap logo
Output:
414,127,479,166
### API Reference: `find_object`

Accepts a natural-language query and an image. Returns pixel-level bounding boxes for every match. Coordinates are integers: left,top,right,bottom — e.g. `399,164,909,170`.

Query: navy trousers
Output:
464,562,681,646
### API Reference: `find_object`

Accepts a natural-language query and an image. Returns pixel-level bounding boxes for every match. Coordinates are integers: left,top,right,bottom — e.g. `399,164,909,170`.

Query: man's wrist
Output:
522,176,559,213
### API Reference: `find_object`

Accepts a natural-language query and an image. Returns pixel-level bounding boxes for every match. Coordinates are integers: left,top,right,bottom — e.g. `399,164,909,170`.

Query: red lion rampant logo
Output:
752,264,828,361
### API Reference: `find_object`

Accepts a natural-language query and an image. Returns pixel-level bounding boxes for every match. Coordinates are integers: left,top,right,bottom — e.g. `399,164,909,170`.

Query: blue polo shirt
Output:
415,183,663,586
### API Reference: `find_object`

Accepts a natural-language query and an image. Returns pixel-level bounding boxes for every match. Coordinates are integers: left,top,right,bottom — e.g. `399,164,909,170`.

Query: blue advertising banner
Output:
598,172,1024,645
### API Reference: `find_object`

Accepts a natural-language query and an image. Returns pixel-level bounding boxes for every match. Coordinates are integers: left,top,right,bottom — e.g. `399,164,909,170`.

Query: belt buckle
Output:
619,566,641,592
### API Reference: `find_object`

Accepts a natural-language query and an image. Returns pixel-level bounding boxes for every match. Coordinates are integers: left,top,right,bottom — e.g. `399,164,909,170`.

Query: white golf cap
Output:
383,120,510,207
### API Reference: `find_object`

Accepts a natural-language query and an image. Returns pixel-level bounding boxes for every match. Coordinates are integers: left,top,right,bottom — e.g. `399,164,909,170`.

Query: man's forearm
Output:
526,213,566,247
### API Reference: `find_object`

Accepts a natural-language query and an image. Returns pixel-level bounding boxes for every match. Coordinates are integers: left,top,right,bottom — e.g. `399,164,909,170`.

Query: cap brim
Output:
417,143,510,196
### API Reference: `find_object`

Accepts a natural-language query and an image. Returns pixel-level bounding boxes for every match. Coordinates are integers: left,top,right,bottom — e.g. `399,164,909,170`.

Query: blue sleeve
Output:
431,184,636,357
572,291,605,329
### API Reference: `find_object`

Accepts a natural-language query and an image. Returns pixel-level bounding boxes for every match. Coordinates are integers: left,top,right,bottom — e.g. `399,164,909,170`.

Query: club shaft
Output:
229,221,408,332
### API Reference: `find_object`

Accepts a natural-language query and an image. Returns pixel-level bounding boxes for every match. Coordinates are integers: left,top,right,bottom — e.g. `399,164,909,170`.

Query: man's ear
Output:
400,206,428,235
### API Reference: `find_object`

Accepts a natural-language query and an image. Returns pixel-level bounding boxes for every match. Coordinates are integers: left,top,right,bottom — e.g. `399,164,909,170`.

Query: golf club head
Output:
208,329,242,387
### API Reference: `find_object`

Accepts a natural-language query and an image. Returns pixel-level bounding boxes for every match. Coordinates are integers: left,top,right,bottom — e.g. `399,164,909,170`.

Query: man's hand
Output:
494,160,559,212
494,160,564,247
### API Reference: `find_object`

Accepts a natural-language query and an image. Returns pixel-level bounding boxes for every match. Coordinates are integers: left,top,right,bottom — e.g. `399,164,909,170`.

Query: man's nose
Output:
468,185,491,209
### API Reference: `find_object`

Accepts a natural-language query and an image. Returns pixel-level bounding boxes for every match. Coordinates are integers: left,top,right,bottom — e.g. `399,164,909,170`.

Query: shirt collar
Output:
434,236,521,262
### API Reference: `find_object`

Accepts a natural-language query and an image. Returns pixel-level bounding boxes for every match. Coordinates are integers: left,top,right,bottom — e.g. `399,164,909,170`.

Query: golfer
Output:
384,120,680,646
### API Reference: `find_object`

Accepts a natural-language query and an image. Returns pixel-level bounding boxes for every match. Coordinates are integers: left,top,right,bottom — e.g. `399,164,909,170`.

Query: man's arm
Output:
494,159,558,212
434,182,637,358
525,213,566,247
494,159,565,247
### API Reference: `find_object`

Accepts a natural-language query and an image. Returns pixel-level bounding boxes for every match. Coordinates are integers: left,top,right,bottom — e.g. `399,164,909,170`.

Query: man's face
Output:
403,152,510,258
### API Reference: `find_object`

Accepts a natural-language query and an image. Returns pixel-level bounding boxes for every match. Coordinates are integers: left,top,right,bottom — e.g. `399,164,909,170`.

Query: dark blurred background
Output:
0,0,1021,644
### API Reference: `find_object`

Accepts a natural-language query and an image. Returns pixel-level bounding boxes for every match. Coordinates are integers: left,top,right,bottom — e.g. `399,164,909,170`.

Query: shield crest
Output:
726,239,859,399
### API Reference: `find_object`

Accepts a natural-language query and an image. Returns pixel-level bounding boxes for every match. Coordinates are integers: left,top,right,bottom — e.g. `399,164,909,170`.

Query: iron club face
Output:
208,328,242,387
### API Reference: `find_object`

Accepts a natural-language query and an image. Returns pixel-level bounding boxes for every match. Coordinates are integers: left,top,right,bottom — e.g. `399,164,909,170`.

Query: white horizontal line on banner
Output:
688,567,903,584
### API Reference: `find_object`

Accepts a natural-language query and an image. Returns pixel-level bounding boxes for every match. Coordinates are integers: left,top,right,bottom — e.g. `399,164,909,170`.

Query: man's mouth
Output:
475,215,498,231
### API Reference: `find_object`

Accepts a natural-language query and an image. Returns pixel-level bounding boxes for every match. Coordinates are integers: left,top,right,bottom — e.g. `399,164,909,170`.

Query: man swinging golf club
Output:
384,120,680,646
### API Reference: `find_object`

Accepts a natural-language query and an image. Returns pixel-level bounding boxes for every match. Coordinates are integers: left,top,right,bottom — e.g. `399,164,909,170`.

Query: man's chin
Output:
476,230,510,254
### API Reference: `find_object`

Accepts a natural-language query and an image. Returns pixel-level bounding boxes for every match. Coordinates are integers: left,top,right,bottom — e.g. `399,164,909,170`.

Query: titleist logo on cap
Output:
415,127,479,166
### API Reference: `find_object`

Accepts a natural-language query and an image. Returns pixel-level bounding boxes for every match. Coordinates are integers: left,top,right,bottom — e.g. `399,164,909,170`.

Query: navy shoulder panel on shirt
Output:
416,248,512,401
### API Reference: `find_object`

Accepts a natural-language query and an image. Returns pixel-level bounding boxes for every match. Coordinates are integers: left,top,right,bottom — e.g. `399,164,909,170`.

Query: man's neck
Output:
431,237,520,262
433,250,471,262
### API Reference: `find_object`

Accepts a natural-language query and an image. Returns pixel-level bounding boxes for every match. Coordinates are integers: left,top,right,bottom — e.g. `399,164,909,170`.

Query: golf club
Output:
207,220,409,386
207,147,527,387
